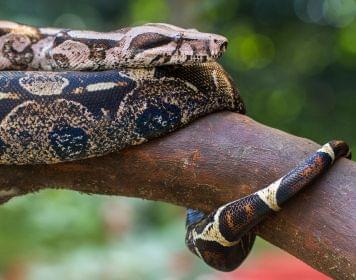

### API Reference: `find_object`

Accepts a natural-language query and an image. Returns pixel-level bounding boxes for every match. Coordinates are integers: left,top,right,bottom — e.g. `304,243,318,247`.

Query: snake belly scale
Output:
0,21,350,271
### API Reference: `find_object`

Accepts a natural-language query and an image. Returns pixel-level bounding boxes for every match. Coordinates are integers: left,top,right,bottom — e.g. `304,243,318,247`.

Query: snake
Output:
0,20,351,271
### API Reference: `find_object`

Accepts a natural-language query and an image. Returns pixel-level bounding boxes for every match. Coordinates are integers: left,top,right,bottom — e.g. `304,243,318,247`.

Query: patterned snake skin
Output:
0,21,351,271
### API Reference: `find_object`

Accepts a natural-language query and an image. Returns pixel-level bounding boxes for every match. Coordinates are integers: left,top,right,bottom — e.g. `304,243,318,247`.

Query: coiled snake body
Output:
0,21,350,271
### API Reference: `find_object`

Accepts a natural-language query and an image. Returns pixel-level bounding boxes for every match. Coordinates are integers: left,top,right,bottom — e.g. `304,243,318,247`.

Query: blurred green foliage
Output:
0,0,355,279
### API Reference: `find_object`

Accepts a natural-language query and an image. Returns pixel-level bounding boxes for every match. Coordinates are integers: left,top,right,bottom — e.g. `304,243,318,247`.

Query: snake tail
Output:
185,140,350,271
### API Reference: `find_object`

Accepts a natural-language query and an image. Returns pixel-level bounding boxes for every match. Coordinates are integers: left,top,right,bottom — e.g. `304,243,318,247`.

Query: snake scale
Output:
0,20,351,271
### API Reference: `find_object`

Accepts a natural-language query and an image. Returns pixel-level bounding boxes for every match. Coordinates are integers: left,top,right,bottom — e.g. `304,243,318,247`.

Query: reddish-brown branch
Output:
0,112,355,279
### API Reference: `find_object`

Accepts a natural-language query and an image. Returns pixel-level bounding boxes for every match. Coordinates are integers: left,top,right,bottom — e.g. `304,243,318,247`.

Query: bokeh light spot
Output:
323,0,356,27
307,0,324,23
266,89,304,122
130,0,169,23
53,14,86,29
229,31,275,70
290,35,334,75
294,0,355,27
339,22,356,55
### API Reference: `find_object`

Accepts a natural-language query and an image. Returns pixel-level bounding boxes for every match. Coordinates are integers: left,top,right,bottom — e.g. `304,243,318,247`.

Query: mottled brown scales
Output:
72,87,84,94
224,209,236,231
129,33,172,53
243,203,254,220
89,43,108,63
298,155,324,184
116,81,129,87
52,53,69,69
0,21,228,70
301,165,314,177
200,251,221,268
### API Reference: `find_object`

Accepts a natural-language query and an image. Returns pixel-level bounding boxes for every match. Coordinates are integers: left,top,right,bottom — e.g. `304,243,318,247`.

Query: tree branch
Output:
0,112,355,279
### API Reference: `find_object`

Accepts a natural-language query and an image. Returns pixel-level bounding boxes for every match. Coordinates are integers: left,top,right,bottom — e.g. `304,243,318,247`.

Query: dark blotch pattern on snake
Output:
0,64,241,164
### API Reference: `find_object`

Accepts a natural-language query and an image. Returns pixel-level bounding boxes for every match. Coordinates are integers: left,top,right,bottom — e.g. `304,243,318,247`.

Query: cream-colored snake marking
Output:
0,21,350,271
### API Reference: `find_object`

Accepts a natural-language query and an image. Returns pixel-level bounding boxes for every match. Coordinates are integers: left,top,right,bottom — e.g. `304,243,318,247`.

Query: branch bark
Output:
0,112,355,279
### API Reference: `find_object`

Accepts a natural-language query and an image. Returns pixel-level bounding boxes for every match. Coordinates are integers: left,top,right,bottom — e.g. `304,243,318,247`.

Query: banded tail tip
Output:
328,140,350,160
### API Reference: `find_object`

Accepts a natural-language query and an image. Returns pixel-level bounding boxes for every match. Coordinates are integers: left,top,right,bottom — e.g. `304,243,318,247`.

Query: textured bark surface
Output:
0,112,355,279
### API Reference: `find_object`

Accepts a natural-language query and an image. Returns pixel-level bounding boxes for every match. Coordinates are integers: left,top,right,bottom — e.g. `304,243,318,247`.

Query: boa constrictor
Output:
0,20,351,271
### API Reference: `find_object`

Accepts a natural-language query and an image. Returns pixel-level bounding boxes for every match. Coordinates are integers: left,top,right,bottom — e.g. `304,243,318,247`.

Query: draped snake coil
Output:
0,20,350,271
